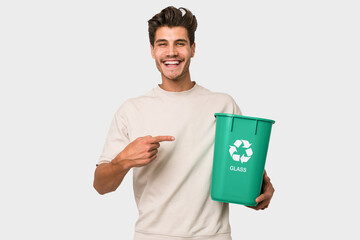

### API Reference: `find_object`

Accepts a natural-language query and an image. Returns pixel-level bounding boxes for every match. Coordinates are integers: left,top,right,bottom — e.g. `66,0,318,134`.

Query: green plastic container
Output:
211,113,275,206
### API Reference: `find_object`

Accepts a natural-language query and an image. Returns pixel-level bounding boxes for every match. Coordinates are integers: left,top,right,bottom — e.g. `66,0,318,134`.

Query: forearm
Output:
93,154,131,195
94,135,172,194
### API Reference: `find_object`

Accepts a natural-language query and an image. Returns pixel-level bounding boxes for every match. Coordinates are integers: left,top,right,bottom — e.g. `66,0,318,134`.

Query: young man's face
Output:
151,26,195,82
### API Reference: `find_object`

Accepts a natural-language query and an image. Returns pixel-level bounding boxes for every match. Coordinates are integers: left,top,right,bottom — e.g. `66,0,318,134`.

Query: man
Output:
94,6,274,240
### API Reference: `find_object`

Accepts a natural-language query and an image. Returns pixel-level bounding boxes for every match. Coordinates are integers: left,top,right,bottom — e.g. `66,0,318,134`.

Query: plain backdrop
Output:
1,0,359,239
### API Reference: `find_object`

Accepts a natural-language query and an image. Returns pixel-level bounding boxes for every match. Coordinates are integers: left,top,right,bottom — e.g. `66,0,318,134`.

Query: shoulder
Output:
197,84,236,103
113,88,156,115
197,84,242,115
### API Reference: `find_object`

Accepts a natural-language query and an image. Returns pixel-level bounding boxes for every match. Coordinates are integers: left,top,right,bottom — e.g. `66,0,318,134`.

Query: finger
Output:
255,200,269,210
255,194,266,204
151,135,175,143
247,198,269,210
247,194,265,210
137,135,151,141
148,148,158,157
149,154,157,161
133,154,157,167
149,143,160,151
145,153,157,163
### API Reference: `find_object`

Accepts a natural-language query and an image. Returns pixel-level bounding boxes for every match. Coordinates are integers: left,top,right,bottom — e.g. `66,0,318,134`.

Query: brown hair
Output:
148,6,197,47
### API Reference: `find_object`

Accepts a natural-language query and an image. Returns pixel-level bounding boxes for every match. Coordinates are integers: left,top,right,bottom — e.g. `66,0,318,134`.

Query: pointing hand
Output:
119,135,175,168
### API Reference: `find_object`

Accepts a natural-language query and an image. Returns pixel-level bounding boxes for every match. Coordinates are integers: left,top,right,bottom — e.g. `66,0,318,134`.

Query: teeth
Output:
164,61,180,65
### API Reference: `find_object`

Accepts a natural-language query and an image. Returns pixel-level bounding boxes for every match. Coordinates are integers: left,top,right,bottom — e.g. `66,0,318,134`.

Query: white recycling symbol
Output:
229,140,253,163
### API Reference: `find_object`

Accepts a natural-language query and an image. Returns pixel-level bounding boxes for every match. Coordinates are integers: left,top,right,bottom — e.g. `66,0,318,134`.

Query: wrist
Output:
112,152,132,171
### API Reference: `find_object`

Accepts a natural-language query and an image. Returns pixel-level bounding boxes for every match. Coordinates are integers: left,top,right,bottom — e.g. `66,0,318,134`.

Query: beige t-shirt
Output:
98,83,241,240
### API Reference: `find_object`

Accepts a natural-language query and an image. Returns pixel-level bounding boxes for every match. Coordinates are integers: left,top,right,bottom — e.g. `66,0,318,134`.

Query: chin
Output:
164,77,180,81
164,73,186,81
162,70,189,81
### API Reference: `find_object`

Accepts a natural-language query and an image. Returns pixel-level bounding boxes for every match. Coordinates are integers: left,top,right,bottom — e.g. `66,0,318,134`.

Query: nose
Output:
167,44,178,57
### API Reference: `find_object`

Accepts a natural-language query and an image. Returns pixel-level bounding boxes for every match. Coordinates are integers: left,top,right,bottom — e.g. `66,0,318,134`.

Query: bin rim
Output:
214,113,275,124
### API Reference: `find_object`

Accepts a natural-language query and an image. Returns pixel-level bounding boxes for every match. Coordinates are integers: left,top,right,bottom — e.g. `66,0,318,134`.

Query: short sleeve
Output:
231,96,242,115
97,105,130,165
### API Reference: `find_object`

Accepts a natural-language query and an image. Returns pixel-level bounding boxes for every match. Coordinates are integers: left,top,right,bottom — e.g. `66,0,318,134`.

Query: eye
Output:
177,42,185,46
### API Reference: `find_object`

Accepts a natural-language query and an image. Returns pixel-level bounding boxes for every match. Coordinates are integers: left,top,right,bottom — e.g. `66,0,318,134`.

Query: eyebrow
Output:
155,38,189,44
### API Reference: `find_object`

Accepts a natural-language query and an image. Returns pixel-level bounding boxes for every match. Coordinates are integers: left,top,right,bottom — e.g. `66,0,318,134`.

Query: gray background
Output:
1,0,359,239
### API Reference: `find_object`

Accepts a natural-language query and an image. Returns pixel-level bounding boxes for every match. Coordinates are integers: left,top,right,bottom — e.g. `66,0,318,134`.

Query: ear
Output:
150,44,155,59
191,42,196,58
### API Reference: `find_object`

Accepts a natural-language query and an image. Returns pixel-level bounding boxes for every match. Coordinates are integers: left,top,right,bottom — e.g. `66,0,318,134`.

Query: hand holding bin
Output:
211,113,275,206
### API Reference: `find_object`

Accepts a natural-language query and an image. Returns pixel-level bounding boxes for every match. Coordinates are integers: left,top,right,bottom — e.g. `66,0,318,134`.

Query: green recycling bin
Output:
211,113,275,206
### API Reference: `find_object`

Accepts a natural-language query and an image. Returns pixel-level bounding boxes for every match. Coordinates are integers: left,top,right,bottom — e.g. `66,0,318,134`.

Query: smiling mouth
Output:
162,60,183,67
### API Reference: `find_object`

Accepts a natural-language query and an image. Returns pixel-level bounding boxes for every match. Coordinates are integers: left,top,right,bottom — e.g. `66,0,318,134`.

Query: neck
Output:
159,73,195,92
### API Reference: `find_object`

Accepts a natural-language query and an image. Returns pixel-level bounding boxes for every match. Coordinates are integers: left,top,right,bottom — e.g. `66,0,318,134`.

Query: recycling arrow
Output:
242,140,252,148
229,145,237,156
229,139,253,163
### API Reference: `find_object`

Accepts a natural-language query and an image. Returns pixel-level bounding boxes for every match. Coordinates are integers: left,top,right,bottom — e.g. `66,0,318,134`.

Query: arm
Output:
93,135,175,195
93,154,132,195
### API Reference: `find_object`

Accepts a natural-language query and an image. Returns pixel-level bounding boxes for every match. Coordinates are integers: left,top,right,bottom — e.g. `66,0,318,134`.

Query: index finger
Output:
150,135,175,143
